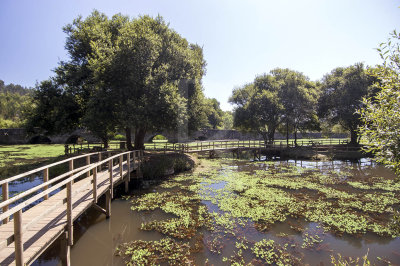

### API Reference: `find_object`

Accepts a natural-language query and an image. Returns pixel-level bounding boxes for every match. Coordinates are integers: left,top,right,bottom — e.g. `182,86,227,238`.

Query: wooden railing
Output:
144,138,352,153
0,149,143,265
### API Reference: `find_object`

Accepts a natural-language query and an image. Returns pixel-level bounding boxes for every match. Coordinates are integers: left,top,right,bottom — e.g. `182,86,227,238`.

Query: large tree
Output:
318,63,375,145
359,30,400,174
271,68,319,146
230,69,318,145
28,11,207,149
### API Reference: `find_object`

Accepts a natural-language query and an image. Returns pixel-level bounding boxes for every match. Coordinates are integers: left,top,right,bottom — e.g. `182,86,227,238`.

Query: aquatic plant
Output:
115,238,192,265
121,158,400,264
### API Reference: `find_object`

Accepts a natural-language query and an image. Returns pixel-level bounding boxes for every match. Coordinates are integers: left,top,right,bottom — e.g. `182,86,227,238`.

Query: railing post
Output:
86,155,90,177
67,181,73,246
93,167,97,204
109,159,113,199
119,155,123,179
69,160,74,184
2,183,9,224
133,151,136,171
43,168,49,200
14,209,24,266
98,152,102,172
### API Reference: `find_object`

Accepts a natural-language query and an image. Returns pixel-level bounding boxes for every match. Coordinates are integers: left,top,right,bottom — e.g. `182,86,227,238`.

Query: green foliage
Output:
204,98,224,129
113,134,126,141
359,30,400,175
28,11,207,148
220,111,233,130
0,80,33,128
152,134,166,141
319,63,375,145
116,238,192,265
25,79,82,135
230,69,319,144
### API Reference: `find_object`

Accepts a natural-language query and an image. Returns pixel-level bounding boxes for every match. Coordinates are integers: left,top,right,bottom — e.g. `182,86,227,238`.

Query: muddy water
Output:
33,158,400,265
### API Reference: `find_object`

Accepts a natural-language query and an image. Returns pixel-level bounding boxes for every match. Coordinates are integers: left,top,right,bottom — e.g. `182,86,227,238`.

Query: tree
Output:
0,80,33,128
318,63,375,145
220,111,233,130
359,30,400,174
28,11,207,149
86,14,206,149
26,79,82,135
271,69,319,146
205,98,223,129
230,69,318,145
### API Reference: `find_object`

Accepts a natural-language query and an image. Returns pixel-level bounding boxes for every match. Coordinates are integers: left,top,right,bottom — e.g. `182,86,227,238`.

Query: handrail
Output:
0,150,137,222
0,150,117,186
0,164,89,210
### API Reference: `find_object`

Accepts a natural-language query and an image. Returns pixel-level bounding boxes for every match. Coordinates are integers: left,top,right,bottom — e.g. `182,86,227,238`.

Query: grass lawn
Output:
0,144,66,178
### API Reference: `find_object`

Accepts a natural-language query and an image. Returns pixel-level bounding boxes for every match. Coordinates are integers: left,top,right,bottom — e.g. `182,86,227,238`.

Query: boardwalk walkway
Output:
0,150,143,266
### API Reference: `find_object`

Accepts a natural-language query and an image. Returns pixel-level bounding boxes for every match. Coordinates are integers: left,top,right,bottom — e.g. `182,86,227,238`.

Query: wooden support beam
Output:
92,203,106,215
67,181,73,246
105,190,111,218
14,209,24,266
60,232,70,266
43,168,49,200
93,167,97,204
2,183,9,224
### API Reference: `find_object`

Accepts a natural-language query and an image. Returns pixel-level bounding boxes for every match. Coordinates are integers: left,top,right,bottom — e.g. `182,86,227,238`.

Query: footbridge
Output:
0,150,144,265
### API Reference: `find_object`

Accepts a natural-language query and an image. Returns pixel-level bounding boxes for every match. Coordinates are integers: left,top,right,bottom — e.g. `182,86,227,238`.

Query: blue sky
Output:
0,0,399,110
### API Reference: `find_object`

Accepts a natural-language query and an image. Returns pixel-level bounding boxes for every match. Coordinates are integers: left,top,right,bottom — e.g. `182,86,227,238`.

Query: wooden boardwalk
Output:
0,150,143,266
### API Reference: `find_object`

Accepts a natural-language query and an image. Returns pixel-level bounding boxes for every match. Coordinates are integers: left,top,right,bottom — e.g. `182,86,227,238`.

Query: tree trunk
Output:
267,128,275,145
134,128,146,150
294,125,298,147
102,138,109,149
349,128,358,146
125,127,134,150
286,120,289,147
260,132,268,147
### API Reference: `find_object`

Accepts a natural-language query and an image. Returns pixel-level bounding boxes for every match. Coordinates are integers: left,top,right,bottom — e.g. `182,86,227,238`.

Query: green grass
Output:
0,144,66,178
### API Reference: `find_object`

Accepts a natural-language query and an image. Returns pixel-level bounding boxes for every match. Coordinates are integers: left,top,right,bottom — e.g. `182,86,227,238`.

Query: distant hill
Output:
0,79,32,95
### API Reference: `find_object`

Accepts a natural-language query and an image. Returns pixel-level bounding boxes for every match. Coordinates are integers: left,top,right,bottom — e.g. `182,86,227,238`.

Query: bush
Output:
153,134,167,141
114,134,126,141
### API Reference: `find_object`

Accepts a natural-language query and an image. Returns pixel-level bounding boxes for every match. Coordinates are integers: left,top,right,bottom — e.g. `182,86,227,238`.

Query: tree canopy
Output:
230,69,318,144
28,11,207,148
0,80,33,128
318,63,375,145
